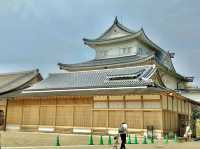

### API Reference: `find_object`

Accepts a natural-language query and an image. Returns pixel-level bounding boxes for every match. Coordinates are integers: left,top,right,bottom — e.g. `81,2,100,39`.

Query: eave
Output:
21,86,169,97
58,55,155,71
155,62,191,82
0,69,42,96
83,29,142,45
83,29,167,55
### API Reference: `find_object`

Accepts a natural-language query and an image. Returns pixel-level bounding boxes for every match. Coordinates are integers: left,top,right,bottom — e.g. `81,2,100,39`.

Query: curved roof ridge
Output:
0,69,39,76
83,28,170,57
83,17,137,42
58,54,152,66
140,28,167,54
83,29,142,44
66,64,155,74
58,54,155,71
0,69,41,94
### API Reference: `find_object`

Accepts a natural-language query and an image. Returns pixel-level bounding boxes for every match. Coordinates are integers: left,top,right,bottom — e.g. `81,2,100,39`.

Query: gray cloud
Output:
0,0,200,84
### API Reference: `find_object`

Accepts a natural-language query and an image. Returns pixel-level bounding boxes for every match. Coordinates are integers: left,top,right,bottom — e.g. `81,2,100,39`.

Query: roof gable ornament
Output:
83,17,135,43
168,51,175,58
114,16,118,24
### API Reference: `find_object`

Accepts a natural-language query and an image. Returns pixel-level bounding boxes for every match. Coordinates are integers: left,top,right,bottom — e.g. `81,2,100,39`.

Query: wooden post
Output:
107,96,109,129
4,98,8,131
72,96,75,128
38,97,41,127
176,96,178,131
54,96,57,129
123,95,126,123
167,94,168,112
172,96,174,131
91,96,94,133
141,95,144,129
160,95,164,131
21,98,24,128
166,94,168,130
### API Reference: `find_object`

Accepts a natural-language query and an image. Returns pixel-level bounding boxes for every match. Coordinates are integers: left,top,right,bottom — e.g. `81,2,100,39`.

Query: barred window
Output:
94,102,108,109
0,110,4,125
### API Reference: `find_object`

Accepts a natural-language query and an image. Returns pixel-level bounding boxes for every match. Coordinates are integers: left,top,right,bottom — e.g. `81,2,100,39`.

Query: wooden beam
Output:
160,95,164,131
38,98,41,125
91,96,94,131
123,95,125,123
54,97,57,127
141,95,144,129
4,98,8,131
107,96,109,129
72,97,75,128
21,99,24,126
167,94,168,111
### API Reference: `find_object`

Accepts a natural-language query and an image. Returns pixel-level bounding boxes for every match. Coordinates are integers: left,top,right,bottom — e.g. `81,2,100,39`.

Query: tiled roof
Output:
85,17,136,42
83,29,142,45
24,65,156,93
0,69,41,95
58,53,189,82
22,86,168,97
58,55,154,71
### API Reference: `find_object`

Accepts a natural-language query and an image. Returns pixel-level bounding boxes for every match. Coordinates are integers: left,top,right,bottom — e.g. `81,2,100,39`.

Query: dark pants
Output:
120,133,126,149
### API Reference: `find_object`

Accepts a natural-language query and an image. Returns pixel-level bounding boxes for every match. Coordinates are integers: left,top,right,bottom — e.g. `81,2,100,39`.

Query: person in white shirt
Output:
184,124,192,141
118,123,128,149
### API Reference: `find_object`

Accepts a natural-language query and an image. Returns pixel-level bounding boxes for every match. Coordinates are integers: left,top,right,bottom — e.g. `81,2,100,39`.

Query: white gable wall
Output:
94,39,154,59
161,73,178,90
101,24,130,40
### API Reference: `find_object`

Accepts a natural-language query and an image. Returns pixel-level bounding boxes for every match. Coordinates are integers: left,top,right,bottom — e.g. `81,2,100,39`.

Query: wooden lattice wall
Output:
5,93,194,133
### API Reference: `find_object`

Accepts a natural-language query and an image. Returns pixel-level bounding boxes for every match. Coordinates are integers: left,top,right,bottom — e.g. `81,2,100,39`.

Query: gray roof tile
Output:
0,69,41,94
58,55,154,70
25,65,156,92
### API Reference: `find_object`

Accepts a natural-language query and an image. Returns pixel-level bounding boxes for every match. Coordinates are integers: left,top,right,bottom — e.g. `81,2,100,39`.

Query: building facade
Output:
0,69,42,130
1,17,200,137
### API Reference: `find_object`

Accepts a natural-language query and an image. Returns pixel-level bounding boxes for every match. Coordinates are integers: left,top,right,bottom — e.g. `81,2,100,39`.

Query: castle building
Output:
0,17,200,136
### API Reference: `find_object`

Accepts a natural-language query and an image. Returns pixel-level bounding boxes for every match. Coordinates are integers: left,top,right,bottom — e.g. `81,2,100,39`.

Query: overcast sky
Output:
0,0,200,85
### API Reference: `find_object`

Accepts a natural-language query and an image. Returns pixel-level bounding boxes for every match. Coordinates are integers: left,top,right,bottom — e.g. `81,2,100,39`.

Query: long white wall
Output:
93,39,154,59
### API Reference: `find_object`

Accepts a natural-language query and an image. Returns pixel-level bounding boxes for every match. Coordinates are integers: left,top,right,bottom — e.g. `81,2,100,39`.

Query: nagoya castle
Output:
0,17,199,137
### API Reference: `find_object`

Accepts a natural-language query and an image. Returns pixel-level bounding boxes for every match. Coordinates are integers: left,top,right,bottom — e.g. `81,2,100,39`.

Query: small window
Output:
126,101,142,109
127,47,132,54
143,101,161,109
138,48,143,55
123,48,127,54
109,101,124,109
109,75,138,81
0,110,4,125
94,102,108,109
108,70,144,81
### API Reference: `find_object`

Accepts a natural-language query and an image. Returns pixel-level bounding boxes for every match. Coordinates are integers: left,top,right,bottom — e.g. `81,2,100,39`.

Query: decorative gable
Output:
99,24,131,40
95,17,134,40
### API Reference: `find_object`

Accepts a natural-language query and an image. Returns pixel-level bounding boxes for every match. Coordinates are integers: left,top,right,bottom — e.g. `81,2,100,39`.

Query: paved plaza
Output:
0,131,199,149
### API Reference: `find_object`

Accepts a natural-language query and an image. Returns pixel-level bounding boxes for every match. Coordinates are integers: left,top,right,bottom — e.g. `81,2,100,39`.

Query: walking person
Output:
184,123,192,142
118,122,128,149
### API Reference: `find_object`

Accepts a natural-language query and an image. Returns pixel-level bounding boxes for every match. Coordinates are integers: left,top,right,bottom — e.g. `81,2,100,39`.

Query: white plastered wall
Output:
181,92,200,102
93,39,154,59
161,73,178,90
